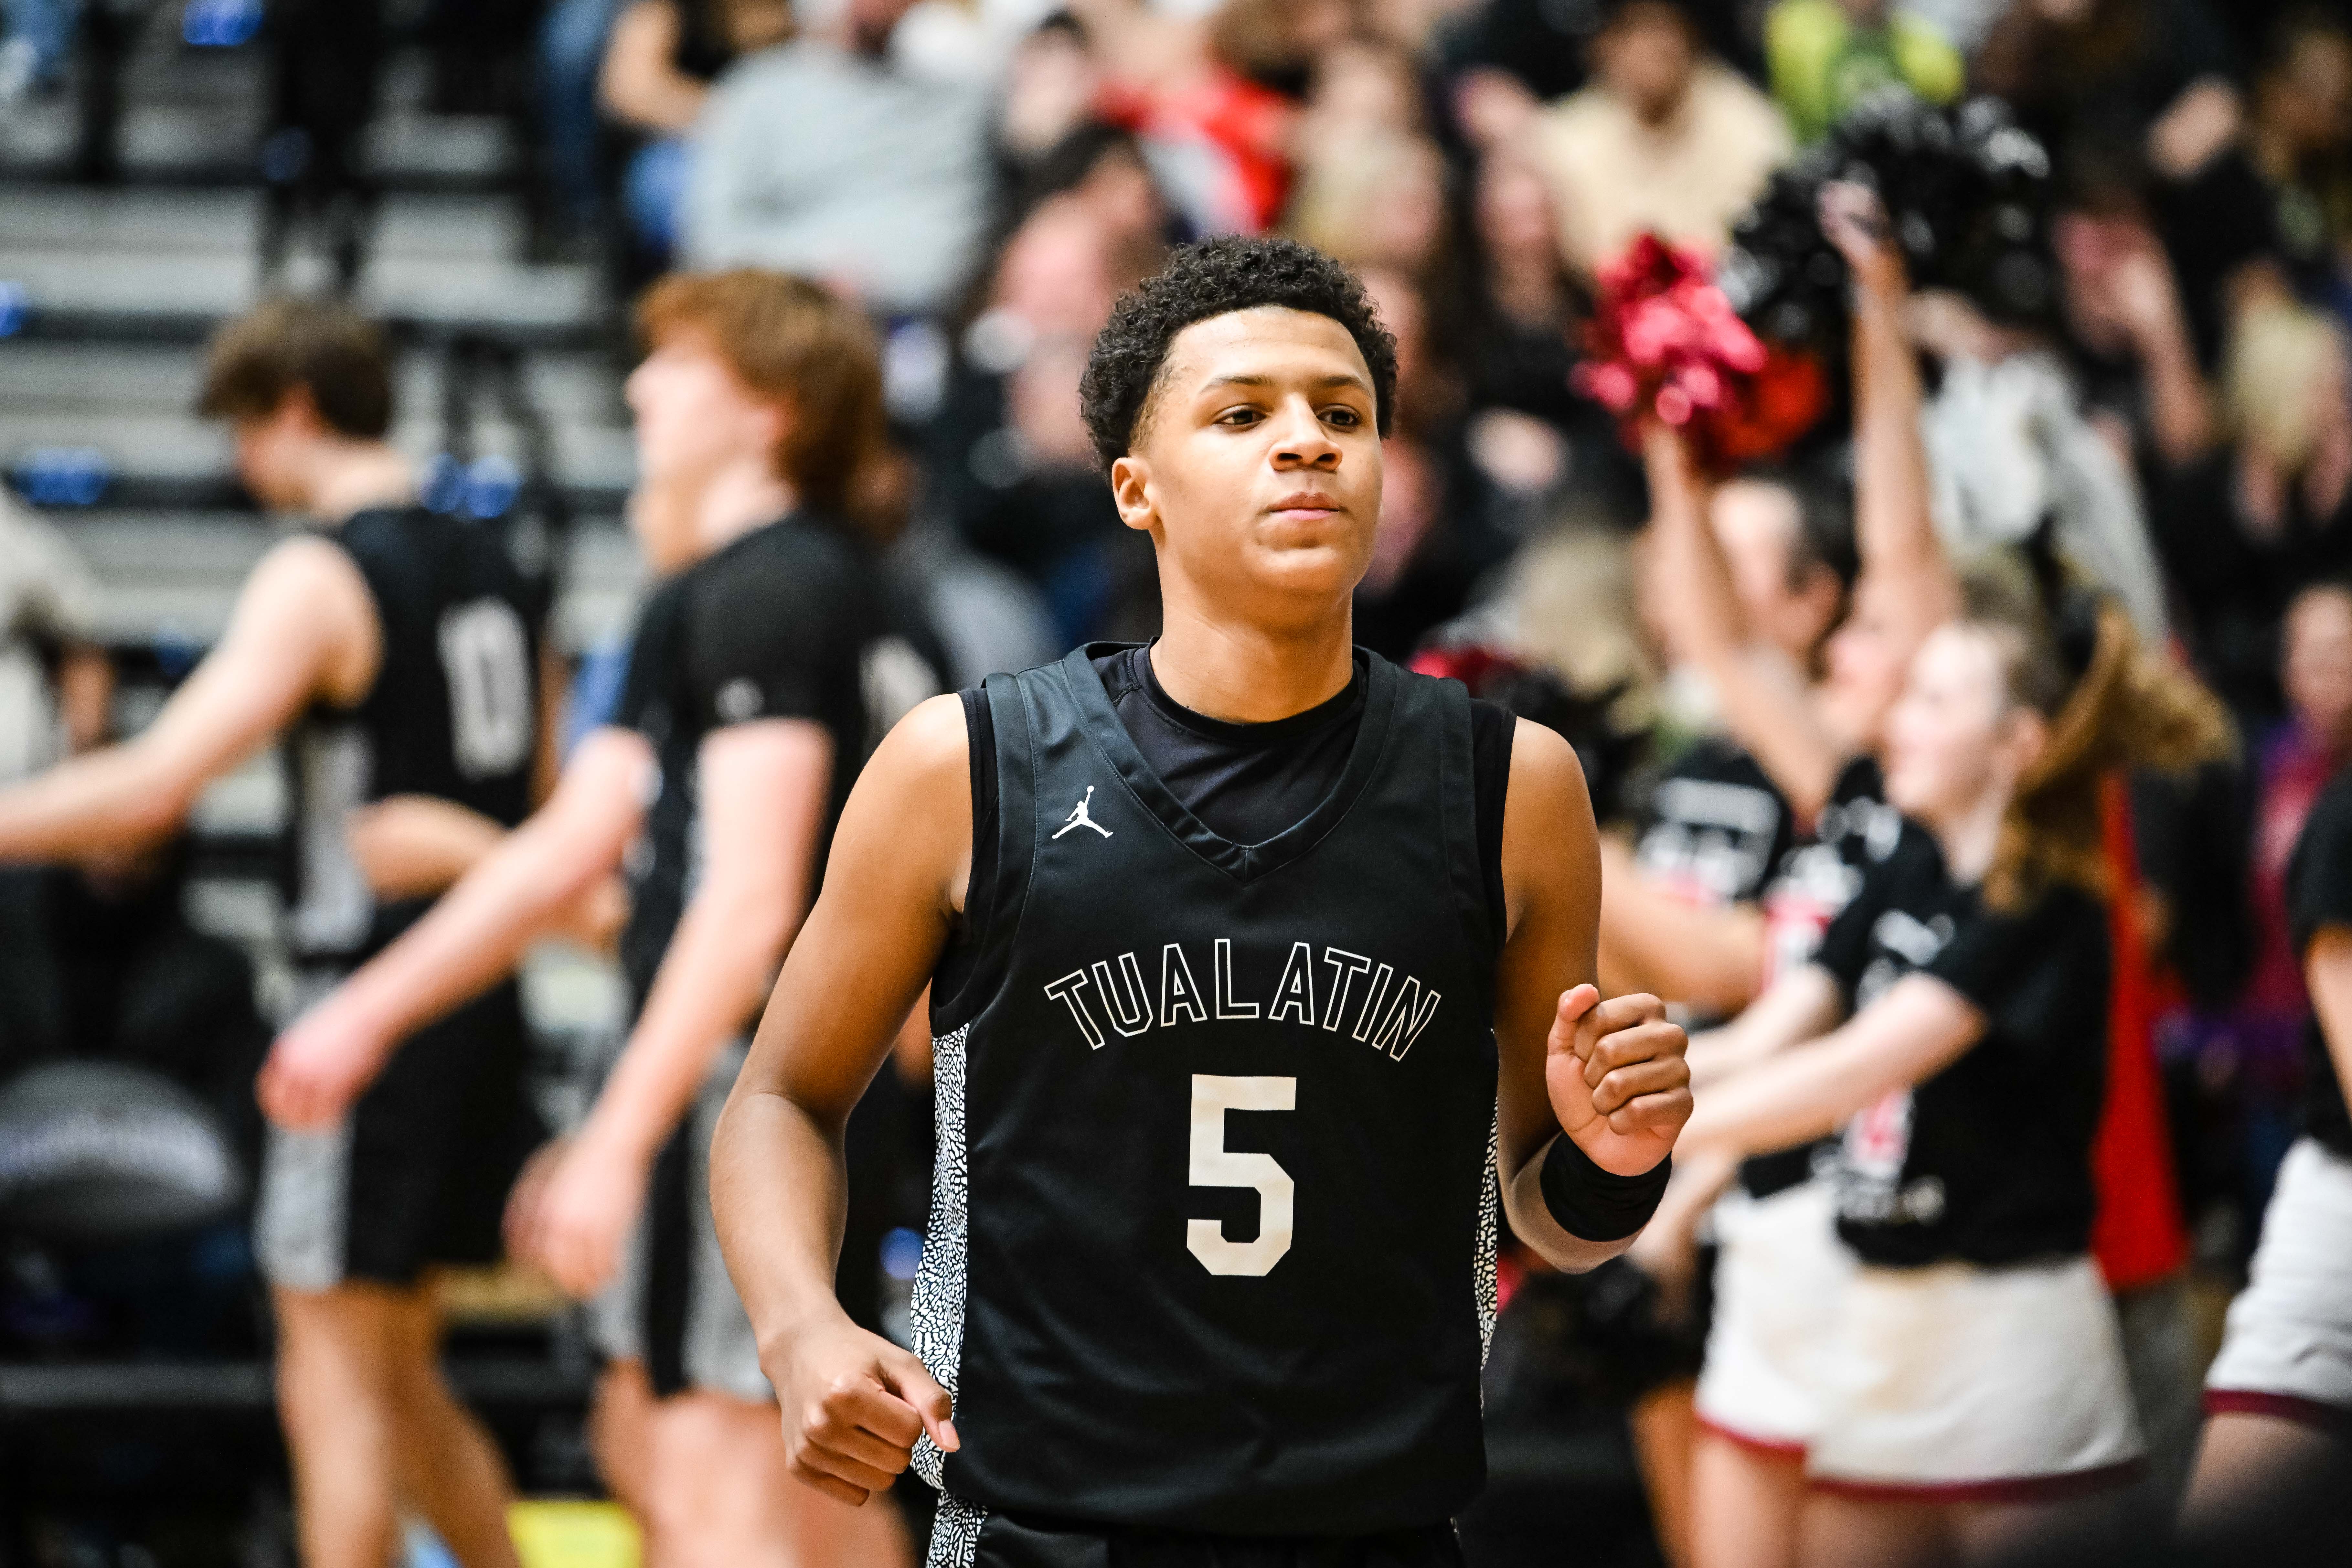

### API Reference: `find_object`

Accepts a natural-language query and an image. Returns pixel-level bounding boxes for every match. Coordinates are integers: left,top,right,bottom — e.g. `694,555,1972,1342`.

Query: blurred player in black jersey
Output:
0,299,564,1568
707,236,1693,1566
265,271,941,1565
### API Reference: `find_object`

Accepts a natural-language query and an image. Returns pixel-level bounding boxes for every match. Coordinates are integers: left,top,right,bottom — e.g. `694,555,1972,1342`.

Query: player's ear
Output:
272,384,329,441
1109,453,1157,535
1998,705,2049,783
755,393,796,470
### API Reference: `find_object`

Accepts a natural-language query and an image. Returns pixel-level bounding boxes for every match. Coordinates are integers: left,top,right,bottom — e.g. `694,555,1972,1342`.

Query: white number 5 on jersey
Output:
1187,1074,1295,1276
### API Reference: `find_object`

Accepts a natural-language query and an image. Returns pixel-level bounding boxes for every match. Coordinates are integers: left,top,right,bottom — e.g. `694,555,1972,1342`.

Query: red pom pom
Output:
1577,233,1824,471
1408,644,1520,688
1707,345,1830,469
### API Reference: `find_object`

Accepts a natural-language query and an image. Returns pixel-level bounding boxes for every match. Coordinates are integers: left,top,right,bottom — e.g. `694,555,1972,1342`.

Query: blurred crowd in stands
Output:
2,0,2351,1562
489,0,2352,1289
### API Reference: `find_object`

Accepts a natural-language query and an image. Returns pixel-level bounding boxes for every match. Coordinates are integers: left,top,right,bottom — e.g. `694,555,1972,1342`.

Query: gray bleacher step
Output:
0,331,636,490
0,248,261,317
372,193,531,262
0,342,205,411
115,32,268,99
48,512,271,644
0,36,265,178
0,247,603,344
119,101,269,174
358,255,600,336
0,100,74,167
0,187,527,264
1,8,522,186
0,409,636,501
32,121,524,189
110,3,268,98
0,340,628,428
0,410,231,476
520,353,636,425
48,511,644,652
365,113,517,185
0,186,259,251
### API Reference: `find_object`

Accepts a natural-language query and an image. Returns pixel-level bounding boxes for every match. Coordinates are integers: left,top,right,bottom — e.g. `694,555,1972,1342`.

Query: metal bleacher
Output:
0,6,649,916
0,3,642,616
0,5,644,1534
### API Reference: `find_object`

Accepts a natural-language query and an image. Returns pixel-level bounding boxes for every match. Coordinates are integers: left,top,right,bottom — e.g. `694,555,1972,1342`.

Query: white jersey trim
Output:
910,1024,971,1490
925,1490,986,1567
1478,1111,1500,1364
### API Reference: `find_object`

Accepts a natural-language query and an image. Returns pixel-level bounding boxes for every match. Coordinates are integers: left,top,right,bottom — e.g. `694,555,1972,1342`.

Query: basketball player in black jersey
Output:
266,271,937,1565
0,299,560,1568
708,237,1693,1564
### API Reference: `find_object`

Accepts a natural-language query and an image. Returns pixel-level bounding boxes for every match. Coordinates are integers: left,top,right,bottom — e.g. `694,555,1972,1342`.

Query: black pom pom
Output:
1725,90,2057,354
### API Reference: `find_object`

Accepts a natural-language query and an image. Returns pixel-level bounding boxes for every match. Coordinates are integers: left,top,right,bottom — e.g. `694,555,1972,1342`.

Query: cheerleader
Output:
1626,181,1955,1568
2182,752,2352,1548
1607,181,1954,1017
1671,591,2227,1566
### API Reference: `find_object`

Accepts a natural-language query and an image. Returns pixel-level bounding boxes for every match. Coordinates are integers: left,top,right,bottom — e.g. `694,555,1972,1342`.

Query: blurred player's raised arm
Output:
0,535,376,862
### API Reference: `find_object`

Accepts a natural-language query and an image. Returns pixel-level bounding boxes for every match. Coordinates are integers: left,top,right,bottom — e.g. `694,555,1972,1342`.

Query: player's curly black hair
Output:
1078,235,1398,469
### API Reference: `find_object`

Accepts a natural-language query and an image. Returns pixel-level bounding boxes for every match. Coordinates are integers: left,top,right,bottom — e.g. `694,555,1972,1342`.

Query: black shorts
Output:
257,976,542,1290
932,1503,1464,1568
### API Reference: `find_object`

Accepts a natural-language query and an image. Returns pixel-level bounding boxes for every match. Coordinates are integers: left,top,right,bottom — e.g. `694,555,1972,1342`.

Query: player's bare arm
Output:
1821,181,1956,657
1640,423,1843,819
345,796,512,900
711,693,971,1506
2304,929,2352,1116
1677,973,1983,1163
257,726,652,1129
1494,717,1692,1271
1626,963,1847,1283
0,534,376,861
1683,964,1845,1092
1596,832,1768,1015
515,716,832,1296
345,642,584,901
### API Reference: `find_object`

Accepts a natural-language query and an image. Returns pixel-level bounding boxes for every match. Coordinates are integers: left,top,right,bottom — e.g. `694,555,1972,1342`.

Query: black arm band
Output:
1538,1136,1672,1243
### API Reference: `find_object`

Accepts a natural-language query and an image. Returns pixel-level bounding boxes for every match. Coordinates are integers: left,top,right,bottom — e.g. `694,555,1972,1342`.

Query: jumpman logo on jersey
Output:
1054,785,1113,840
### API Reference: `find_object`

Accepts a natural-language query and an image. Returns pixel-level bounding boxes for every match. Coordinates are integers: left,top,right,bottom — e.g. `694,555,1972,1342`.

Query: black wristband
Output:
1539,1136,1672,1243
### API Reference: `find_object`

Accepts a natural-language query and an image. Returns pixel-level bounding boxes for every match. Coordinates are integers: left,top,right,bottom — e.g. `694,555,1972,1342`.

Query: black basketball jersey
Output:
611,513,943,1009
911,645,1506,1535
282,507,549,966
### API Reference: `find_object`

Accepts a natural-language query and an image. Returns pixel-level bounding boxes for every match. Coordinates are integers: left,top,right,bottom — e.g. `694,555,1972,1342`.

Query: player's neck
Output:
1148,602,1356,725
302,442,414,524
1925,786,2008,887
692,458,797,560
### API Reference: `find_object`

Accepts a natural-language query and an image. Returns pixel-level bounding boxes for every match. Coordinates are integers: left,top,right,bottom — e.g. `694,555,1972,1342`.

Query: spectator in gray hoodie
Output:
684,0,995,315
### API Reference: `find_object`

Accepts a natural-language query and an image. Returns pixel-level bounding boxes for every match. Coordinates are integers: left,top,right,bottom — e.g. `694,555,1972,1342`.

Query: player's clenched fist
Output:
1546,985,1692,1175
772,1318,960,1506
